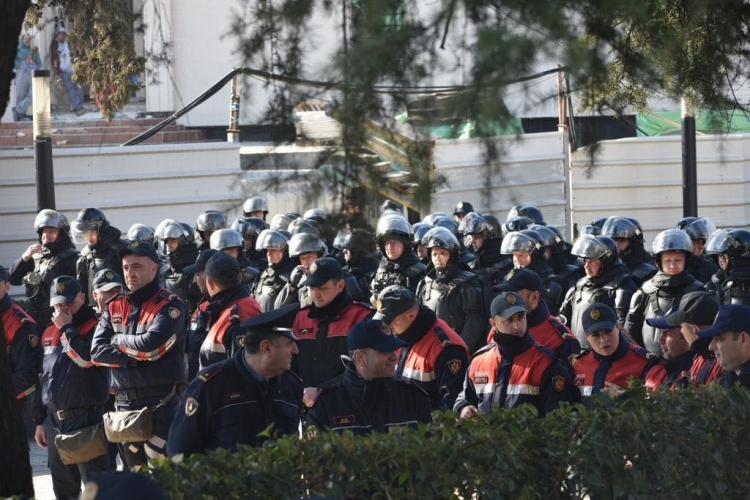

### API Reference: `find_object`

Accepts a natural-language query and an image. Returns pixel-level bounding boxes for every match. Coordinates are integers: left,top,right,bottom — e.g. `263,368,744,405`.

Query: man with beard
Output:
560,234,639,349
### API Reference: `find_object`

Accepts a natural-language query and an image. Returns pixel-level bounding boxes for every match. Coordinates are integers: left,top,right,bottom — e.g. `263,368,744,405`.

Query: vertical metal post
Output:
33,70,55,211
681,97,698,217
227,72,240,143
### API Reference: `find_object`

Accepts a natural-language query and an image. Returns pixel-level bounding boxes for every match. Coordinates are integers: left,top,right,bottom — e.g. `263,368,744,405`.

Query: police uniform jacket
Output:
199,285,261,370
416,262,486,353
625,270,704,356
9,233,78,324
454,332,575,417
253,257,296,312
572,333,660,398
0,294,41,401
644,350,695,390
187,297,210,380
395,306,469,411
306,358,431,435
34,304,109,421
91,276,187,392
76,225,127,306
293,292,373,387
688,337,724,385
720,360,750,389
369,253,426,304
166,353,303,457
526,300,580,364
559,261,638,349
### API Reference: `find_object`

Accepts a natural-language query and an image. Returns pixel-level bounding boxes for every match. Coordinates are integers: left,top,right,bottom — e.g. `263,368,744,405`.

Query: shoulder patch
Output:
29,334,39,348
447,358,463,375
168,307,181,320
184,397,199,417
552,375,567,393
434,326,454,348
198,364,224,383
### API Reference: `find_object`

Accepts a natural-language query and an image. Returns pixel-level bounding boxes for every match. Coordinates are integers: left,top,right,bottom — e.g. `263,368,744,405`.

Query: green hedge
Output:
152,385,750,499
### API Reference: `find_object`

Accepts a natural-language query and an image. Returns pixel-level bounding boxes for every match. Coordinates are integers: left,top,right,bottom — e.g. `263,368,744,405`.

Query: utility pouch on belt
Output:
103,385,176,443
55,423,108,465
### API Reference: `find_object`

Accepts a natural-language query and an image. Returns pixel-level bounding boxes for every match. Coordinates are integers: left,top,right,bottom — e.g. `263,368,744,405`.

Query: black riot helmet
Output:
675,217,698,231
601,216,642,246
506,205,546,225
288,232,327,259
243,196,269,218
422,227,460,264
71,208,109,244
502,216,534,237
155,219,190,243
196,210,227,232
209,229,244,251
422,212,452,226
706,228,750,269
34,209,70,238
179,222,196,244
334,229,376,257
453,201,474,218
679,217,717,243
411,222,433,248
288,217,320,236
127,223,156,245
459,212,490,238
500,229,545,261
581,217,608,236
270,213,296,231
431,215,459,236
571,234,619,272
255,229,289,252
481,214,501,239
376,212,412,249
652,229,693,270
381,199,402,213
304,208,327,224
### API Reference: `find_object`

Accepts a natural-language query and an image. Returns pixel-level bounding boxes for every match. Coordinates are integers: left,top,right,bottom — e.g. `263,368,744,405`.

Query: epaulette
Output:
434,325,454,348
548,317,574,340
229,303,242,322
11,305,36,326
155,289,180,304
284,369,304,384
472,342,495,358
197,364,224,383
630,344,657,360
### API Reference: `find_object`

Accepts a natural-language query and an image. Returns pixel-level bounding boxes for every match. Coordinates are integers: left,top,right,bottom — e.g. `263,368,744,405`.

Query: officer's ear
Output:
488,317,496,330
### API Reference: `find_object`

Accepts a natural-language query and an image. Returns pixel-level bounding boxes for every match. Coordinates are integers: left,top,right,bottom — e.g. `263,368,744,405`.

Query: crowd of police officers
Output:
5,196,750,497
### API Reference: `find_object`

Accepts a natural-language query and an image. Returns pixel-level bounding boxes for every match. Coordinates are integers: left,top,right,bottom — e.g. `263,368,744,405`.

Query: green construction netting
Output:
636,110,750,136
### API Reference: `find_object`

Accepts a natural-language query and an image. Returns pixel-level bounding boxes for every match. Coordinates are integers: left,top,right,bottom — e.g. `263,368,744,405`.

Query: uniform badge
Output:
310,261,318,274
226,392,242,401
169,307,181,319
506,294,516,305
237,336,245,348
574,373,585,387
447,359,462,375
105,271,114,280
29,334,39,348
131,240,140,248
552,375,567,392
56,282,65,294
185,397,199,416
333,415,355,425
379,322,392,336
590,308,600,320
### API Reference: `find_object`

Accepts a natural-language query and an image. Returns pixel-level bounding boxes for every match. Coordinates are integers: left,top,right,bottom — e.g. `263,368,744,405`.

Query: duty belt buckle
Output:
55,409,68,420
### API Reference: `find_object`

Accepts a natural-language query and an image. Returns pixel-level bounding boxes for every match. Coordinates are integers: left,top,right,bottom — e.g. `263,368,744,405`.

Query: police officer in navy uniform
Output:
455,292,577,418
166,304,303,457
183,249,219,380
33,276,109,499
198,252,261,370
9,209,79,327
91,241,187,471
307,319,431,434
0,264,42,413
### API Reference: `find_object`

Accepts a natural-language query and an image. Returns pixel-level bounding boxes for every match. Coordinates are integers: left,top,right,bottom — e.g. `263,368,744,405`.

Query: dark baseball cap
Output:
92,268,124,292
582,303,618,336
490,291,528,319
347,319,407,352
204,252,240,280
184,249,219,274
50,275,82,306
646,291,720,330
492,268,542,293
298,257,343,288
697,304,750,338
241,303,300,342
372,285,418,324
0,265,8,282
119,240,160,263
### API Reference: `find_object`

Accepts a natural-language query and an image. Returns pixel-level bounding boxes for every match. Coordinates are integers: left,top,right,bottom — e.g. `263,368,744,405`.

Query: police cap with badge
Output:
92,268,125,292
240,303,300,347
118,239,160,263
49,275,82,306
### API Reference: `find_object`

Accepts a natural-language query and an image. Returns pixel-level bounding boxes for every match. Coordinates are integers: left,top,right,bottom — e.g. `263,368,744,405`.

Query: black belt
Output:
54,405,103,421
114,384,175,402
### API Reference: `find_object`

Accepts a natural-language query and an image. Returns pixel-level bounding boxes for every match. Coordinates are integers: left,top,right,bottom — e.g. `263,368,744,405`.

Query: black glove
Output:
290,265,305,288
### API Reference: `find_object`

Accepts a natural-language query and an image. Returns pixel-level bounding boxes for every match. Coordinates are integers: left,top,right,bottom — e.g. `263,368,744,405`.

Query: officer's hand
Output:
290,266,306,288
459,405,480,420
23,243,43,261
603,382,625,397
303,387,318,407
34,425,47,448
52,308,73,329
